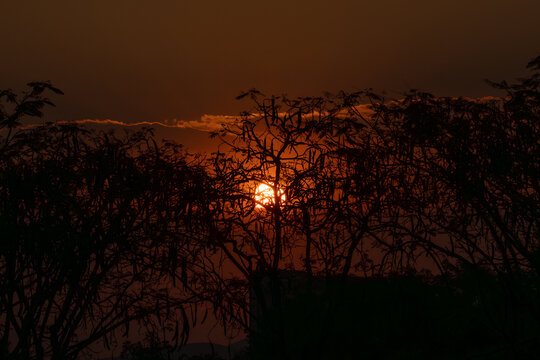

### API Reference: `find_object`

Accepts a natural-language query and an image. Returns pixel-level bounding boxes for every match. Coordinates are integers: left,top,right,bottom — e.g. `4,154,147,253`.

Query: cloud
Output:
183,115,239,131
17,96,503,132
19,115,240,132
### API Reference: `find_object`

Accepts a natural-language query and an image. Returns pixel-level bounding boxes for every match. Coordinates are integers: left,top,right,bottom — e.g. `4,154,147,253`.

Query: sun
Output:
254,183,285,208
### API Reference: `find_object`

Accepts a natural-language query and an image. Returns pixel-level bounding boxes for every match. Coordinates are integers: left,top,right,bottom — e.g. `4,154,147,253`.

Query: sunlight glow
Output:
254,183,285,208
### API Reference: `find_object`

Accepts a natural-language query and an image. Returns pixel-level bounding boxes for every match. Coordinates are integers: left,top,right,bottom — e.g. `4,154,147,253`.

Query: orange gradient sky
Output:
1,0,540,148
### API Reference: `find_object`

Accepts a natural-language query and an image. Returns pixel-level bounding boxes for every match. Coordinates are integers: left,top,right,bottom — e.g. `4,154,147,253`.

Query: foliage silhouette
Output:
187,57,540,359
188,91,442,358
3,55,540,359
0,84,209,359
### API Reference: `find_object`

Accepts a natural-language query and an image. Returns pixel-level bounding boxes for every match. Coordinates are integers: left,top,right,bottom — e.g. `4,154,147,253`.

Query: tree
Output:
359,57,540,351
0,83,207,359
191,56,540,358
368,57,540,276
186,90,419,358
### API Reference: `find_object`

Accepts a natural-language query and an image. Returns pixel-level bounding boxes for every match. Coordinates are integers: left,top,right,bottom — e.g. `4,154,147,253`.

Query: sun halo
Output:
254,183,285,208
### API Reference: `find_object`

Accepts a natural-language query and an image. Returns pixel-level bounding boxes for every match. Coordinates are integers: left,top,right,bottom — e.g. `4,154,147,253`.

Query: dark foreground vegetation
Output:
1,56,540,359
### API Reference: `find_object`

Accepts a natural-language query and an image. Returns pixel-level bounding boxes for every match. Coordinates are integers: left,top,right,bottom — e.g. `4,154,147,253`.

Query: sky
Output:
2,0,540,348
2,0,540,146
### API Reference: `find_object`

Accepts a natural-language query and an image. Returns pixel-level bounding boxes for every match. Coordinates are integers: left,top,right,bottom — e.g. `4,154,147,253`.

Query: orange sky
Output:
3,1,539,348
1,0,540,145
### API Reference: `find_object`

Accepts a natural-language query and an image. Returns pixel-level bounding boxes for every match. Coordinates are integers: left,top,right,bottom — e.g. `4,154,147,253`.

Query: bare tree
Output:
190,55,540,356
184,90,416,358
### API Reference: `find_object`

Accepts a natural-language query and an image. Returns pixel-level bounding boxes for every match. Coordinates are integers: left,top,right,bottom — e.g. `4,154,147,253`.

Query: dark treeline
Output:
1,57,540,359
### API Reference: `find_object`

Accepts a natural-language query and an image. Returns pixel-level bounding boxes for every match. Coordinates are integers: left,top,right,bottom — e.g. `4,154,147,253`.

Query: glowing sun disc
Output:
254,183,285,208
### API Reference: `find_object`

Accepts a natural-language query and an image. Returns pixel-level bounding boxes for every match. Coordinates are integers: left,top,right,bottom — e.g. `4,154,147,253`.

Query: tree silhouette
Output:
185,90,426,358
347,58,540,355
367,58,540,277
190,57,540,358
3,55,540,359
0,84,208,359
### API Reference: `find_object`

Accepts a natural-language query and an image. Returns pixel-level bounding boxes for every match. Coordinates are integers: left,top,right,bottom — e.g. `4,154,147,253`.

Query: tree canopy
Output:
2,56,540,358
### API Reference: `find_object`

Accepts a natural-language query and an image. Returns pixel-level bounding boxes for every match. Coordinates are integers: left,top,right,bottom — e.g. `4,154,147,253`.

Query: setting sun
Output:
254,183,285,208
